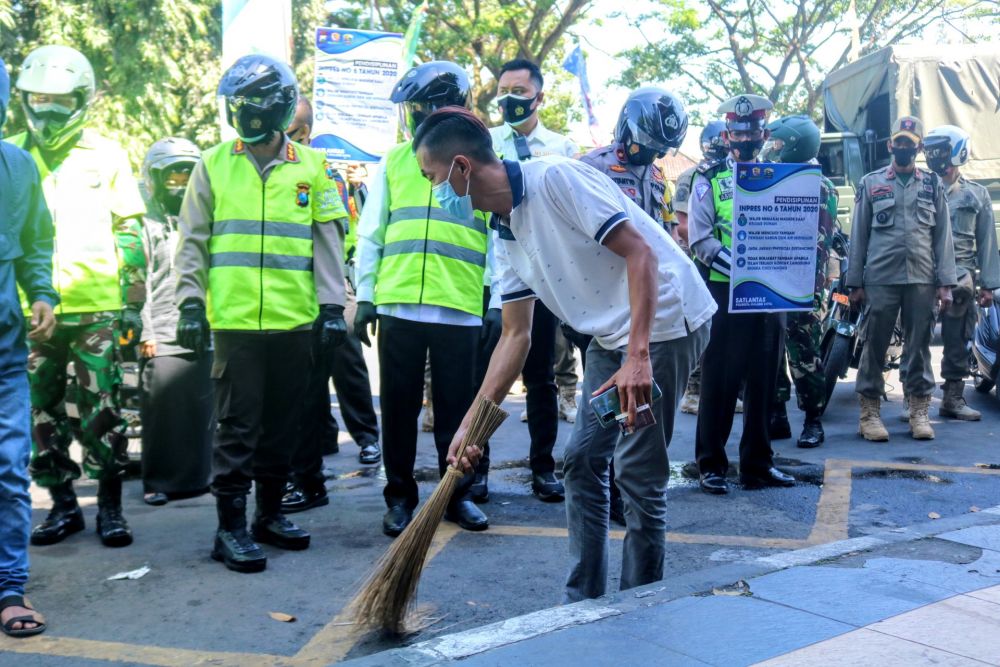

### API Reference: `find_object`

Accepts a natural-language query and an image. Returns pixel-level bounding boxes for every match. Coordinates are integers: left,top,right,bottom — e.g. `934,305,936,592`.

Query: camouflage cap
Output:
891,115,923,143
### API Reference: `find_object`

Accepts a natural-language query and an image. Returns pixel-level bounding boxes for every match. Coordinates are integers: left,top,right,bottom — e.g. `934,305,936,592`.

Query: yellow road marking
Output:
0,636,288,666
808,459,853,544
292,522,460,665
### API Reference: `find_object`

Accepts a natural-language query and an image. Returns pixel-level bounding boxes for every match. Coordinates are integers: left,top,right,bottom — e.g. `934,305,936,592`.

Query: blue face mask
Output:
432,159,473,220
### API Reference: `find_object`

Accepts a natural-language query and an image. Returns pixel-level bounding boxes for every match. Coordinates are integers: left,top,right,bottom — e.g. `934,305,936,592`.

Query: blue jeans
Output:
0,341,31,601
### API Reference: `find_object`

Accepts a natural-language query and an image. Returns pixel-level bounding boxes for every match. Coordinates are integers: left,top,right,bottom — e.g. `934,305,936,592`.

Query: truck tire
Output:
823,334,853,407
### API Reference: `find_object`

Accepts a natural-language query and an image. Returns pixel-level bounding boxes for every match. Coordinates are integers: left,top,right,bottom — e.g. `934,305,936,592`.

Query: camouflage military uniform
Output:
6,131,147,487
774,175,838,414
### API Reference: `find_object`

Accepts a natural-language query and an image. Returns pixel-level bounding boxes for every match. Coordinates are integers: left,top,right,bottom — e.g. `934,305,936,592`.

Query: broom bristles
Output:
349,396,508,635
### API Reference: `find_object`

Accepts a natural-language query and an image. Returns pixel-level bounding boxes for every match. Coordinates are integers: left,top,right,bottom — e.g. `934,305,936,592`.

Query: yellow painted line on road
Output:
486,524,807,550
807,459,853,544
292,522,461,665
0,635,288,666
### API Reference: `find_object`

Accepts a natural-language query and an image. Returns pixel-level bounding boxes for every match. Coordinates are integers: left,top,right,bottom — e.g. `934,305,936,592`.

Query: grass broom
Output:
348,396,509,635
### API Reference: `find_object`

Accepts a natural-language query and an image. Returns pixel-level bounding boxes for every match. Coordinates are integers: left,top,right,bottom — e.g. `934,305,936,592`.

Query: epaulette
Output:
696,157,726,177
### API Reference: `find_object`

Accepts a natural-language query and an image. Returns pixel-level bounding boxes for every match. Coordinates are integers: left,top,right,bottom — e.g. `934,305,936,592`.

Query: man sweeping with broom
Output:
414,106,716,602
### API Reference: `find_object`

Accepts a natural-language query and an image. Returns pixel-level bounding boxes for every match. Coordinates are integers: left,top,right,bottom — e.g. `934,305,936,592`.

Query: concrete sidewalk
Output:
346,506,1000,666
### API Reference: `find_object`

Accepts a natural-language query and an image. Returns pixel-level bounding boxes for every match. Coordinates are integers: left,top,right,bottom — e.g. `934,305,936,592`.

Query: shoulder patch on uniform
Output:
324,160,337,180
285,143,300,163
695,182,710,201
232,139,245,155
651,165,664,182
609,164,627,173
696,158,723,175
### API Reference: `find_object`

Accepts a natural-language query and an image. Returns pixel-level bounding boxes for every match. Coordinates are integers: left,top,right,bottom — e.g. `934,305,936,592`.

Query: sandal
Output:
144,492,169,506
0,595,47,638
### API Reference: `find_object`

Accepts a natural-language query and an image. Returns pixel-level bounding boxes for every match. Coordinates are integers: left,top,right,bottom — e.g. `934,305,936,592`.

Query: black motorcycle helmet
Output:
390,60,470,136
142,137,201,217
700,121,728,161
219,54,298,144
614,87,688,165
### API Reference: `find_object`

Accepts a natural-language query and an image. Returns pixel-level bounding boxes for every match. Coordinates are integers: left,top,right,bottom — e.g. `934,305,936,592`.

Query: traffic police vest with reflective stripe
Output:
709,167,734,283
376,141,487,316
8,132,124,314
202,140,319,331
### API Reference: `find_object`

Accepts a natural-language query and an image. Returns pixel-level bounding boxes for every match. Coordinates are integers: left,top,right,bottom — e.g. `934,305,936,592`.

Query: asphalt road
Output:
3,335,1000,666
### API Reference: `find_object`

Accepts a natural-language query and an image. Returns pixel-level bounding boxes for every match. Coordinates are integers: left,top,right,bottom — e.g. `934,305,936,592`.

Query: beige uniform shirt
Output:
846,165,957,288
945,176,1000,289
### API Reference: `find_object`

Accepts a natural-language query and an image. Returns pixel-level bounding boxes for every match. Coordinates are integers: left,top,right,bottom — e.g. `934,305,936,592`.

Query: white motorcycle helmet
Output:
924,125,970,176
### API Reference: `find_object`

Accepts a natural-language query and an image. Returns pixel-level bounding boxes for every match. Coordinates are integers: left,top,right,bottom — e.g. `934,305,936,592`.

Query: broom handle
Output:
447,397,499,472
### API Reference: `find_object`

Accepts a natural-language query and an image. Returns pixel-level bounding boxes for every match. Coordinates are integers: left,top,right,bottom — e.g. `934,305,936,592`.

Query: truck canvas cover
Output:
823,44,1000,182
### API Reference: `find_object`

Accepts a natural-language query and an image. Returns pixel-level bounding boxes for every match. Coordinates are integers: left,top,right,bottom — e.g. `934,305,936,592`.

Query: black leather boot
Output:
30,482,85,546
251,482,311,550
768,402,792,440
797,413,825,448
96,477,133,547
212,495,267,573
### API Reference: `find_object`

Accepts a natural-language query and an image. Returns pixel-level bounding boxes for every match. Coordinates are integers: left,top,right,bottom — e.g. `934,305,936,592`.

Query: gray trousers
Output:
940,274,977,381
857,284,937,399
562,322,709,602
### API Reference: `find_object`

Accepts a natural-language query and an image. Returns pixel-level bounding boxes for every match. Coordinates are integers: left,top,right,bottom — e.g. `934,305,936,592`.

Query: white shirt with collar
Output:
493,157,717,350
489,120,579,161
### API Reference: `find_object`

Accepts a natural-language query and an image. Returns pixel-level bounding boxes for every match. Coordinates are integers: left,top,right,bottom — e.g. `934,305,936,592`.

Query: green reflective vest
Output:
709,167,734,283
203,140,322,331
6,131,141,314
376,141,487,316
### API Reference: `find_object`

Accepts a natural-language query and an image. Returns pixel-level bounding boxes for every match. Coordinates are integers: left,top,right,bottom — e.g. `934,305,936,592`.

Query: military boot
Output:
909,395,935,440
940,380,981,421
797,412,824,448
768,402,792,440
96,477,133,547
858,395,889,442
30,482,85,546
251,482,311,550
212,495,267,573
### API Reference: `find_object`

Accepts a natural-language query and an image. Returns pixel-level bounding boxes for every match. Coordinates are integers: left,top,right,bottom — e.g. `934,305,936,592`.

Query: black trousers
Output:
695,281,784,477
522,300,559,474
294,331,379,488
378,315,478,508
211,331,312,497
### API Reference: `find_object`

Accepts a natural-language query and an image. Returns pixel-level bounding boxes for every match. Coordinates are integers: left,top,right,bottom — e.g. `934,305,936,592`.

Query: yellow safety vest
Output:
202,139,325,330
709,166,734,283
375,141,487,316
6,132,134,314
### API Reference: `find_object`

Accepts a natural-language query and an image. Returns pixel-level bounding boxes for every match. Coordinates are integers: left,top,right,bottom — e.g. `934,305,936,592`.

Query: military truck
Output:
818,44,1000,234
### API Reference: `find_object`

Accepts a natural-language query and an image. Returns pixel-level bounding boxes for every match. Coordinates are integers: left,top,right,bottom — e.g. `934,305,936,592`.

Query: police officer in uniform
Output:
847,116,956,441
923,125,999,420
354,61,489,537
581,86,687,523
761,116,839,448
689,94,796,495
175,55,349,572
674,121,728,416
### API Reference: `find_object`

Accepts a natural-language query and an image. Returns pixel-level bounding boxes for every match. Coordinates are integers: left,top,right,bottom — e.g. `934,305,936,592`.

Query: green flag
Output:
401,1,428,66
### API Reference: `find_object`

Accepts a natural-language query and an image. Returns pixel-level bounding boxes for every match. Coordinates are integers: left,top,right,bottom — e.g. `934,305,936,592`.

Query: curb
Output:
340,504,1000,666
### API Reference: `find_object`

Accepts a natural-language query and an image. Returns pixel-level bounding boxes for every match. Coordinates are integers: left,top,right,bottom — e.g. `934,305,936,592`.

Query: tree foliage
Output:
0,0,221,164
616,0,995,119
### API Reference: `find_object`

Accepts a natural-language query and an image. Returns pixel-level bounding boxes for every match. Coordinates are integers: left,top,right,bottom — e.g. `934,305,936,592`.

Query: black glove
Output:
480,307,502,348
314,304,347,353
354,301,378,347
176,298,210,356
118,305,144,351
